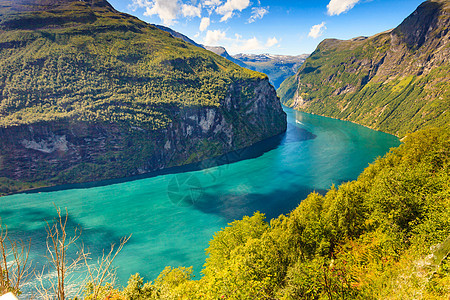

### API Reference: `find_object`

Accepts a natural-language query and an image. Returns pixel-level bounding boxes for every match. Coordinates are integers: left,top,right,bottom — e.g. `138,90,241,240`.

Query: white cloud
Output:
204,29,227,45
248,6,269,23
199,17,210,31
265,37,278,47
129,0,148,10
182,3,202,18
327,0,361,16
227,36,264,53
202,30,278,54
308,22,326,39
239,37,262,51
203,0,222,6
131,0,180,25
220,11,234,22
216,0,250,22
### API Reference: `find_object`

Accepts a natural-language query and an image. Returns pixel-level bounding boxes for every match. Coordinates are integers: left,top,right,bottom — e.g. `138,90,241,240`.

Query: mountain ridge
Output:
0,0,287,195
152,25,309,89
204,46,308,89
203,45,247,67
279,0,449,137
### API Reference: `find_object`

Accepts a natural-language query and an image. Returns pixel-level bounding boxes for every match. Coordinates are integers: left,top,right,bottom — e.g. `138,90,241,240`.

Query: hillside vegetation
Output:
0,0,264,130
79,125,449,299
0,0,286,195
279,0,449,137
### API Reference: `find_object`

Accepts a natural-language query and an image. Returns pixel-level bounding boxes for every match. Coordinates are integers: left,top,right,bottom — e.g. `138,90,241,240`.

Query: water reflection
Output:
0,108,400,287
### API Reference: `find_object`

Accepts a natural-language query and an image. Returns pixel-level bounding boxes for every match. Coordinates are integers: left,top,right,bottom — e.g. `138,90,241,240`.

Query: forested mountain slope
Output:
0,0,286,194
87,125,450,299
279,0,449,137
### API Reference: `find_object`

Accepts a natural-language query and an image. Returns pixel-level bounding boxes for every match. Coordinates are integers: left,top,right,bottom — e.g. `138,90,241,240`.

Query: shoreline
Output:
1,130,289,197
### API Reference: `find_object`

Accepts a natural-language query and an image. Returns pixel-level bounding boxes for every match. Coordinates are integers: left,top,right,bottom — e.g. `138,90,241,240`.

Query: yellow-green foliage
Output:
391,75,415,93
95,126,449,299
0,1,265,130
0,177,47,196
278,1,450,138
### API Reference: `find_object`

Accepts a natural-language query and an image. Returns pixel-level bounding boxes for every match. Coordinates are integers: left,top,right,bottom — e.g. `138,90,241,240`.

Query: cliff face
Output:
0,78,284,192
279,0,449,136
0,0,286,194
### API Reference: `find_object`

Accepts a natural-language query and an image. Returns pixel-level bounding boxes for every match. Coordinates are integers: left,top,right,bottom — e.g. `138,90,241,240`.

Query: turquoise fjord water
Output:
0,108,400,286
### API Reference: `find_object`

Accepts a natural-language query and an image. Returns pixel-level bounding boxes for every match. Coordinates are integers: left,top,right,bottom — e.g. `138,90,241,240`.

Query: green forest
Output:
2,127,448,299
278,0,449,138
0,0,265,131
89,126,449,299
0,0,277,195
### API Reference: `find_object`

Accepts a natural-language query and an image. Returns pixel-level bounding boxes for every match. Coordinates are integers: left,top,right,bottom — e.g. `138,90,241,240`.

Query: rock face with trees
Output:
279,0,449,137
0,0,287,194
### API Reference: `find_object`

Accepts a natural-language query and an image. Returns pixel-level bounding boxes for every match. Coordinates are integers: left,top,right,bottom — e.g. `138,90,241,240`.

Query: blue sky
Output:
108,0,424,55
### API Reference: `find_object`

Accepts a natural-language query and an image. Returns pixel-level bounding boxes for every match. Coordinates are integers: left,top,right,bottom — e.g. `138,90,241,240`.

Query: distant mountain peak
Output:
153,24,204,49
204,46,227,56
279,0,450,137
203,45,246,67
200,47,309,89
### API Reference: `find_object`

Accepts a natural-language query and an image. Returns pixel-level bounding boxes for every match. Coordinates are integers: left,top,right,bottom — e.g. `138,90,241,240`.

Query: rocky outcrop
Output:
0,77,285,194
279,0,449,137
0,0,286,194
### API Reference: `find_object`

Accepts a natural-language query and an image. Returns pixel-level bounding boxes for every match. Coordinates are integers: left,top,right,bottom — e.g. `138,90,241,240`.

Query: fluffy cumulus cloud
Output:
219,11,233,22
248,6,269,23
327,0,361,16
182,3,202,18
131,0,275,52
227,36,267,53
204,29,227,45
203,31,274,54
131,0,180,25
265,37,278,47
216,0,250,22
199,17,210,31
239,37,262,51
308,22,326,39
131,0,255,27
203,0,222,6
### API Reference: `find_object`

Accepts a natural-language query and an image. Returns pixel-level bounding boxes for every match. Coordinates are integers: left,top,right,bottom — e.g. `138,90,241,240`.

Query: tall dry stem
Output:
35,207,87,300
84,235,131,300
0,221,32,295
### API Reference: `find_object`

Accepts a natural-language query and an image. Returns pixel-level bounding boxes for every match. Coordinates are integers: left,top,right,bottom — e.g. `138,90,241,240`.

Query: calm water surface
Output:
0,108,400,285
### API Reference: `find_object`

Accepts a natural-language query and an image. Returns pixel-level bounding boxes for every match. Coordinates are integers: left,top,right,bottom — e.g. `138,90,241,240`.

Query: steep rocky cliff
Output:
0,0,286,194
279,0,449,136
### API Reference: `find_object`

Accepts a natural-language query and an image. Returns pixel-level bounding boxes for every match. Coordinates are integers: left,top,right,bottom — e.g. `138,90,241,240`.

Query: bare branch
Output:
84,235,131,300
0,220,32,295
